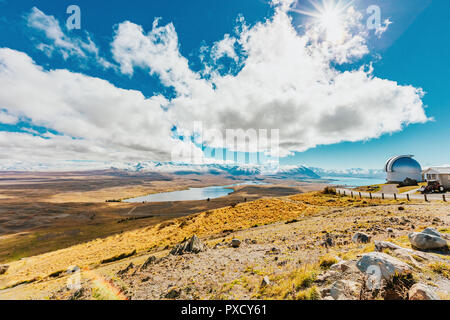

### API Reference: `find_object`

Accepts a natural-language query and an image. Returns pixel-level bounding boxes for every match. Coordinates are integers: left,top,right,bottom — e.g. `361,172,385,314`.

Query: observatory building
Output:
384,155,422,183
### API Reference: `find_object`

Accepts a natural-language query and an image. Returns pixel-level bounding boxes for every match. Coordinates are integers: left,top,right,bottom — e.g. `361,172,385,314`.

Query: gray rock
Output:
117,262,134,276
170,235,206,255
140,256,157,270
352,232,370,244
408,232,447,250
356,252,412,280
421,227,443,238
409,283,439,300
231,239,241,248
261,276,271,287
0,265,9,275
329,260,358,273
374,241,401,252
329,280,361,300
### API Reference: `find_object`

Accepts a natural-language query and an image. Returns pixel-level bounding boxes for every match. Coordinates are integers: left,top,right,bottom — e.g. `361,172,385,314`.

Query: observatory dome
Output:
384,155,422,183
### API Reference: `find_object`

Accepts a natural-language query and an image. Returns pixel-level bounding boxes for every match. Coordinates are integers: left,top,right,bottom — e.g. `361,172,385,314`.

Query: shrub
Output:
429,262,450,279
295,286,321,300
322,186,336,195
319,255,338,270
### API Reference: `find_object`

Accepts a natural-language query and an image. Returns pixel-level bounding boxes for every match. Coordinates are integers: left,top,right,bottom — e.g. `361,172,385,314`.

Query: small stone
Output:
0,265,9,275
329,280,361,300
231,239,241,248
117,262,134,276
170,235,206,255
165,288,181,299
140,256,157,270
321,233,334,247
261,276,271,287
409,283,439,300
386,228,394,233
352,232,370,244
374,241,401,252
329,260,358,273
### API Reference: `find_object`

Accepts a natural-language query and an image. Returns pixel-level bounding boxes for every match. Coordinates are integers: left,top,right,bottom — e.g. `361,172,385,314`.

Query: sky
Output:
0,0,448,171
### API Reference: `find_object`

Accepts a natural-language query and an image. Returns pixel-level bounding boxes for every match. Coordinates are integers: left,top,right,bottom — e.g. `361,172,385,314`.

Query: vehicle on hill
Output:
418,181,445,194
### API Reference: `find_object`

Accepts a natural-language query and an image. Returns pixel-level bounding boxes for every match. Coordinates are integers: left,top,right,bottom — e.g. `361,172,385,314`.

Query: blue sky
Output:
0,0,448,170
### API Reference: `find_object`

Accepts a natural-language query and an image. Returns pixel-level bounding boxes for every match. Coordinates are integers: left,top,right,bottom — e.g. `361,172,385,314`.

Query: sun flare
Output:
290,0,353,43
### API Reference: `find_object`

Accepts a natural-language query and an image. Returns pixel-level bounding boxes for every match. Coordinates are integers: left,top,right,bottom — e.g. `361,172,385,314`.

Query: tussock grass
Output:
428,262,450,279
295,286,321,300
258,264,319,299
319,254,338,270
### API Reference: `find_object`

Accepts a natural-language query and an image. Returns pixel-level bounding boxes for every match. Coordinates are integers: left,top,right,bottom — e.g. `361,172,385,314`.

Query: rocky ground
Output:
40,197,450,301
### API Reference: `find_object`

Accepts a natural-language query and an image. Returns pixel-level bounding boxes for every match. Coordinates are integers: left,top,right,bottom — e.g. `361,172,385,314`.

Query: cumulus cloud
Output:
164,5,428,155
26,7,112,68
0,48,203,163
111,19,209,96
0,2,429,168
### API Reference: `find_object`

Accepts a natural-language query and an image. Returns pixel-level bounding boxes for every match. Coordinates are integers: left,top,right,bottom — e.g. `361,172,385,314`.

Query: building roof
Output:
423,167,450,174
384,155,421,173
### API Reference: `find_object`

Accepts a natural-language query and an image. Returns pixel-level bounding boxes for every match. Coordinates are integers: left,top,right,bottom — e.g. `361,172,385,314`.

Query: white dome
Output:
384,155,422,182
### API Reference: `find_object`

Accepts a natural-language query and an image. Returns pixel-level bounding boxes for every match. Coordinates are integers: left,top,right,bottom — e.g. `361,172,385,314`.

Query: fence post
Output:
359,192,362,199
343,191,346,196
394,193,397,200
424,194,428,202
351,191,353,198
382,193,384,199
407,194,410,201
369,193,372,199
443,194,446,202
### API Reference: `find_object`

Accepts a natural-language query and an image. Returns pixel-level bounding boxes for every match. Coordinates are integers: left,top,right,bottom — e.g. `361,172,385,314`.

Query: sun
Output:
290,0,353,43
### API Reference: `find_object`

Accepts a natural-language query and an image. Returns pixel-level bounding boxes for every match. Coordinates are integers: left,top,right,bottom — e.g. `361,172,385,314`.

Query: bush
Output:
322,186,336,195
398,178,418,187
319,255,338,270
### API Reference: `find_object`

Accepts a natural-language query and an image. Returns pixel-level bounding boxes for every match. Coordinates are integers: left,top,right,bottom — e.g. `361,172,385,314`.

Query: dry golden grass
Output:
1,196,313,288
0,191,434,291
289,192,414,207
257,264,319,300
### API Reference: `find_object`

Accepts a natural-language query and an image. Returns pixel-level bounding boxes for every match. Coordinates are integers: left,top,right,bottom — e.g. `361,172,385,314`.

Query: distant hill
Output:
309,167,385,179
113,161,319,179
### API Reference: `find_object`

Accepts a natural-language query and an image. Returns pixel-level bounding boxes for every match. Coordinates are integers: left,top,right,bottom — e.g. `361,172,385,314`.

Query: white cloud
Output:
164,5,428,155
26,7,112,69
0,2,430,168
0,110,18,124
111,19,210,96
211,34,238,62
0,48,203,163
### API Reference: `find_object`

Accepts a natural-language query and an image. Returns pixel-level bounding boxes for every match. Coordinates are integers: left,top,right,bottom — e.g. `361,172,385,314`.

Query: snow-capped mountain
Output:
111,161,317,178
308,167,385,179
